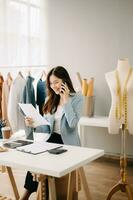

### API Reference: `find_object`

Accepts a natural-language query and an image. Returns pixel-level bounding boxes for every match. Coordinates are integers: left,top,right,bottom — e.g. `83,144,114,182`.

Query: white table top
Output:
0,144,104,177
79,116,109,128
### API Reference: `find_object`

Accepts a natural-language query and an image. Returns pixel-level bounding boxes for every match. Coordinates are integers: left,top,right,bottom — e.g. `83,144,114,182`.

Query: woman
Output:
20,66,83,200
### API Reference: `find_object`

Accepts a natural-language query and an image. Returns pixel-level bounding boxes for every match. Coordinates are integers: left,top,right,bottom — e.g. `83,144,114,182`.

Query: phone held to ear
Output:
60,81,66,93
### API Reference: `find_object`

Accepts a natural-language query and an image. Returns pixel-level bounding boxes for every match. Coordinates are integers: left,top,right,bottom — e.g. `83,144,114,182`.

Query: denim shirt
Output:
35,92,83,146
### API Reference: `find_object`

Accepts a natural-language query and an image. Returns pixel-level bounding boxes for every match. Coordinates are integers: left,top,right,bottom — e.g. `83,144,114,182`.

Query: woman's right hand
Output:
25,117,36,128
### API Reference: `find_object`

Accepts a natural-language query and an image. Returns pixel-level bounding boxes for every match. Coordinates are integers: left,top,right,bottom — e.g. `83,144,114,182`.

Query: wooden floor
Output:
0,157,133,200
79,157,133,200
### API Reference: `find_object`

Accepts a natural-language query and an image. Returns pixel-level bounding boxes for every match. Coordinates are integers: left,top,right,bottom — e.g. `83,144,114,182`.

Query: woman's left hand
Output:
60,82,70,105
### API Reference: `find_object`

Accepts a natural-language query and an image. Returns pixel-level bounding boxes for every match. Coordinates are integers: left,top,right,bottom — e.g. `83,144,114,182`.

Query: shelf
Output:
79,116,108,128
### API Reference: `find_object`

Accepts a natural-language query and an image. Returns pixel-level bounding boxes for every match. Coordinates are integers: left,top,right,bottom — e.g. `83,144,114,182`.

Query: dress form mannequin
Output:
105,58,133,200
105,58,133,134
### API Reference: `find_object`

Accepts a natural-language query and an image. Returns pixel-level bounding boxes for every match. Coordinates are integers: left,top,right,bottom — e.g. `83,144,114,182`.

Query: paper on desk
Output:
16,141,62,154
19,103,50,127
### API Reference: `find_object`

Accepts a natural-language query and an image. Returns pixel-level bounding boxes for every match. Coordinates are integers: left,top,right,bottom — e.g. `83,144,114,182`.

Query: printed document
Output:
19,103,50,127
16,141,62,154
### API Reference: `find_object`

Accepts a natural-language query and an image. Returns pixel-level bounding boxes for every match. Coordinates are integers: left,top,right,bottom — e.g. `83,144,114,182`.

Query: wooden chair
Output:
32,169,82,200
32,167,92,200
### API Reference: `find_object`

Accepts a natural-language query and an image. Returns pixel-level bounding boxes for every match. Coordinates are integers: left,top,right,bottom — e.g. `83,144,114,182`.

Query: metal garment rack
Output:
0,65,47,69
0,65,48,78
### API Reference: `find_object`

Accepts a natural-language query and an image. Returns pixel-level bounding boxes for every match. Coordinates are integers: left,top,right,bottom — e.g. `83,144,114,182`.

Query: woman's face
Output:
49,75,63,94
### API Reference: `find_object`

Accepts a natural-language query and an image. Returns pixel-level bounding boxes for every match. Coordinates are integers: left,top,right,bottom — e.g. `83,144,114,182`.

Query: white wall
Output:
44,0,133,156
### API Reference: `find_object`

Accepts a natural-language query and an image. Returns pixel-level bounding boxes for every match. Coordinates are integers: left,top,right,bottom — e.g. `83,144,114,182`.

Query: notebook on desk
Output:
16,141,63,155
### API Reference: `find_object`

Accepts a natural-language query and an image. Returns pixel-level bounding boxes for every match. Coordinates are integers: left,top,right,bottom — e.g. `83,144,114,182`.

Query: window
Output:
0,0,45,66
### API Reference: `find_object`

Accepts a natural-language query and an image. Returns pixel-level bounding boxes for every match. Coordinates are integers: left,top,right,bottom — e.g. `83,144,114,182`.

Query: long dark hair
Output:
43,66,76,114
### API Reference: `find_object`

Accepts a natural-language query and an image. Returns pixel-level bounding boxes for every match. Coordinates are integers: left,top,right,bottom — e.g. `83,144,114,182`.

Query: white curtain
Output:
0,0,47,66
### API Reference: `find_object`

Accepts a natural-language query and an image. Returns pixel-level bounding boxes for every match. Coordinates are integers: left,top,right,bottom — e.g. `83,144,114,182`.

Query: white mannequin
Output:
105,58,133,134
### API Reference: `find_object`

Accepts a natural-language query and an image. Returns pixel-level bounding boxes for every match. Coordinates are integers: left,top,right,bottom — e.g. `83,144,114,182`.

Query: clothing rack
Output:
0,65,48,79
0,65,47,69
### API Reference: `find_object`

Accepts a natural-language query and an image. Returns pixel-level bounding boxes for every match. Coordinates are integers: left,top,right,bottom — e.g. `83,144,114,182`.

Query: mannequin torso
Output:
105,58,133,134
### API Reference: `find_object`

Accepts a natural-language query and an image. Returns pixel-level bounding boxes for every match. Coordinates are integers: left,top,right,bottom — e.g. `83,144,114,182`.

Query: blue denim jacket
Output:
36,92,83,146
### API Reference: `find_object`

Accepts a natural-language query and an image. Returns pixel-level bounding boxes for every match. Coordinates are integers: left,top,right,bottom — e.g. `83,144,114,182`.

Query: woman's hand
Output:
25,117,36,128
60,82,70,105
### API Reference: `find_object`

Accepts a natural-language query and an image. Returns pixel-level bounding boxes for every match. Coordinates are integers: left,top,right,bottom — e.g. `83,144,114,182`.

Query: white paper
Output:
19,103,50,127
16,141,62,154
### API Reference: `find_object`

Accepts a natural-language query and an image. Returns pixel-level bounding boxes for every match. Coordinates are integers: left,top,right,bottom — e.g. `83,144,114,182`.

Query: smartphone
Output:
47,148,68,154
60,81,66,93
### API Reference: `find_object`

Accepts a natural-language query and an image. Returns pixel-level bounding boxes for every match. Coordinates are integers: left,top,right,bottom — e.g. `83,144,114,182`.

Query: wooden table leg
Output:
78,167,92,200
48,176,57,200
6,167,19,200
67,171,76,200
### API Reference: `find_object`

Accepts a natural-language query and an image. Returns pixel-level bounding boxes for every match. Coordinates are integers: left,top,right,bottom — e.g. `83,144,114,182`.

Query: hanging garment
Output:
8,73,26,133
21,75,36,139
2,73,13,126
21,75,36,107
0,74,4,119
36,79,46,115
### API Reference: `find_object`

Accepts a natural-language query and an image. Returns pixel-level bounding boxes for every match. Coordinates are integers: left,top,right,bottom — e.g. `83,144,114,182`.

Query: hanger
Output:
7,72,13,86
28,70,31,76
0,74,4,84
7,72,12,80
41,70,47,81
18,71,23,78
27,68,31,76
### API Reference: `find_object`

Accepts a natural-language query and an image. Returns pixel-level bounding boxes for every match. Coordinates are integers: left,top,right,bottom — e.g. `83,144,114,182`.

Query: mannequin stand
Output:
106,124,133,200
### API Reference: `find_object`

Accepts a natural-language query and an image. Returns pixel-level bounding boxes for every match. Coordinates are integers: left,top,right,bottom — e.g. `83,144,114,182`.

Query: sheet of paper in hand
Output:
19,103,50,127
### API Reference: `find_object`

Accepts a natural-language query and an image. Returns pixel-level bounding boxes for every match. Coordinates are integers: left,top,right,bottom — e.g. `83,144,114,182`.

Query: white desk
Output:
0,146,103,177
0,144,104,200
